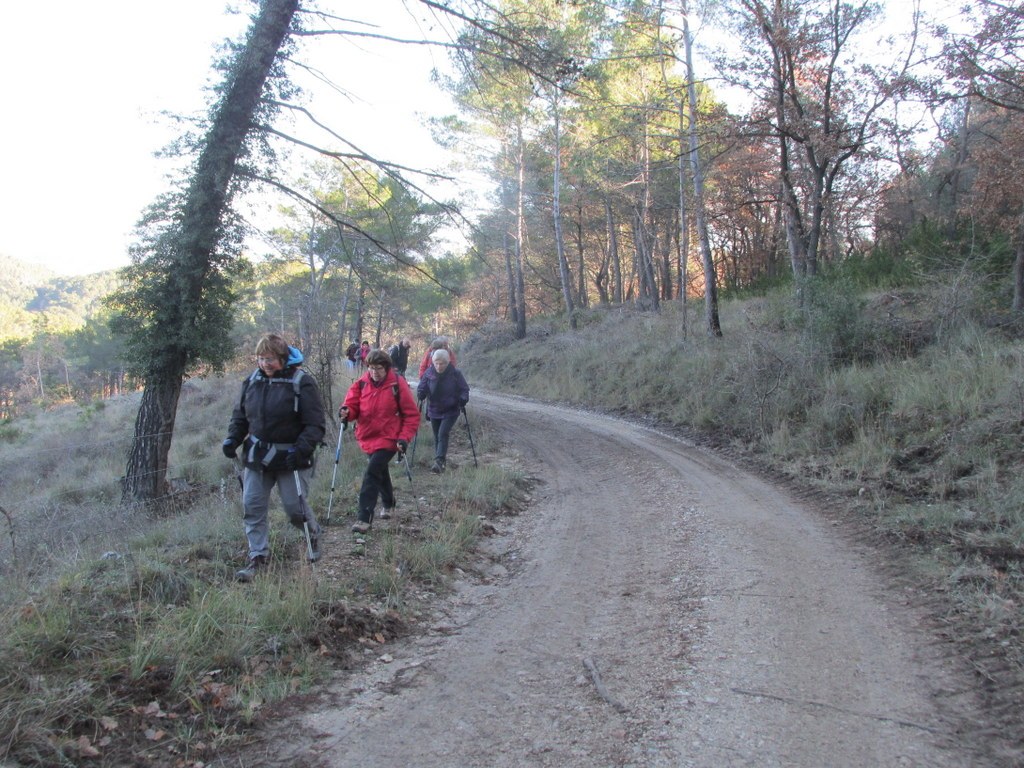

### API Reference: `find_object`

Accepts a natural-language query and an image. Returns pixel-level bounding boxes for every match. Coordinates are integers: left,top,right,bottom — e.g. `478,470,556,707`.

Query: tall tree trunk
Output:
337,263,355,349
804,169,826,276
606,197,623,304
551,101,577,329
635,118,660,311
825,192,842,264
682,7,722,337
504,230,518,324
949,92,972,234
374,287,386,348
1014,210,1024,313
659,219,673,300
501,139,519,326
123,0,299,503
677,127,690,338
632,213,648,306
514,123,528,340
575,198,588,309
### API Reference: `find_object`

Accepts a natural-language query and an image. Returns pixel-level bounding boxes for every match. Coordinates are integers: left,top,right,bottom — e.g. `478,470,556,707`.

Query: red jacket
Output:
343,370,420,454
418,347,457,378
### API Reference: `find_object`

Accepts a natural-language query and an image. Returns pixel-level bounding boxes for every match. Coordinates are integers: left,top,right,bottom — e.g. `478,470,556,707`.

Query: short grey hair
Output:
431,349,450,364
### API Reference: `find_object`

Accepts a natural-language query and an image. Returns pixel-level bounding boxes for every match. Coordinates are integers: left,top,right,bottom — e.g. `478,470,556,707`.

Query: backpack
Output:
358,377,401,413
245,366,305,413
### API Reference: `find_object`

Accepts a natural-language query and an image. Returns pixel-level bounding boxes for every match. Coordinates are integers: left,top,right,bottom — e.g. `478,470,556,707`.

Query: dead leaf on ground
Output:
76,735,101,757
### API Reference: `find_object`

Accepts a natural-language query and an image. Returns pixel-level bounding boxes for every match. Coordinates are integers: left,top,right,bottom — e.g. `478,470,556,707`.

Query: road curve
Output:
258,390,991,767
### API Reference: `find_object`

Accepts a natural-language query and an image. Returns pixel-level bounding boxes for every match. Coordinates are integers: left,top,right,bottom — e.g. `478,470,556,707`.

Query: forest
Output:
0,0,1020,493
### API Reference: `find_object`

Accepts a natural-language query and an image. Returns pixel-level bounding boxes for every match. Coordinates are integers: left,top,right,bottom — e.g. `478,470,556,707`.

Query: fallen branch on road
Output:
731,687,939,733
583,657,628,714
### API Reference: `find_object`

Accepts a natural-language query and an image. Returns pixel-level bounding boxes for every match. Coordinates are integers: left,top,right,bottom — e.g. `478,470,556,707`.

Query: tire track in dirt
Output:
251,391,995,767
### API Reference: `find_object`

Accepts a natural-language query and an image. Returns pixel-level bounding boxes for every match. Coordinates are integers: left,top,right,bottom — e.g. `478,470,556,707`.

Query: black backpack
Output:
358,377,402,412
244,367,305,413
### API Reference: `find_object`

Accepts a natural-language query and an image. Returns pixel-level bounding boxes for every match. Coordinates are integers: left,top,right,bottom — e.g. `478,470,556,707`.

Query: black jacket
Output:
389,343,410,374
226,366,326,470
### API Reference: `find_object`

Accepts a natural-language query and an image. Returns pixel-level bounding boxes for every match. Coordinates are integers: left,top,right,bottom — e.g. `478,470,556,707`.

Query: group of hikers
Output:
222,332,471,582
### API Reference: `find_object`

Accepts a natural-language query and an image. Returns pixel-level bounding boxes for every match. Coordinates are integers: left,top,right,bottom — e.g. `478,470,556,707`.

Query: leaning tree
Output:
108,0,300,504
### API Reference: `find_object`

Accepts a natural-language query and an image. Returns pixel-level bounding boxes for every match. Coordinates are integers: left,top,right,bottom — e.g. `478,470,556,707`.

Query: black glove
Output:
222,439,238,459
396,439,408,454
285,449,307,471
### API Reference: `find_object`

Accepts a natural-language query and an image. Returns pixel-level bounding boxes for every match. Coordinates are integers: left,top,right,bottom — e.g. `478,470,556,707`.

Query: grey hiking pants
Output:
241,467,320,560
430,412,460,460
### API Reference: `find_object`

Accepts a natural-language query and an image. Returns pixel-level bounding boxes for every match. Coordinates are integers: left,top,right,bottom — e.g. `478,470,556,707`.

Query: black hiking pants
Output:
358,448,397,523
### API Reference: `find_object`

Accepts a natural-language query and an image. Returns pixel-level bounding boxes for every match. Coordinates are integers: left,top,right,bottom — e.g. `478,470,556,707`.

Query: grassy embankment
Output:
460,277,1024,739
0,370,525,767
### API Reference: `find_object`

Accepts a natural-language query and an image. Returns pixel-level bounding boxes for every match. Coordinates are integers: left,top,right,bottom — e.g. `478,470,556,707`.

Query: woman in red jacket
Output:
417,336,457,378
339,349,420,533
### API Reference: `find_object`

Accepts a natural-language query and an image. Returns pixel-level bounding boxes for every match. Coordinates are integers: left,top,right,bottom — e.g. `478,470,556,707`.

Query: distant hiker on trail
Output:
358,340,371,372
416,348,470,474
222,333,326,582
388,337,412,378
417,336,457,379
344,341,359,372
338,349,420,534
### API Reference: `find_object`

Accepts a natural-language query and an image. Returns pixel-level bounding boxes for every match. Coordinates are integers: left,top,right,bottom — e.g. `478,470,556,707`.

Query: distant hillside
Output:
0,253,120,339
27,272,121,317
0,253,56,306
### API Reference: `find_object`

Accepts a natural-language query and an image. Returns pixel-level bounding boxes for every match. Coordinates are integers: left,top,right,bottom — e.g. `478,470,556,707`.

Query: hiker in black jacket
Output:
388,337,412,378
222,333,326,581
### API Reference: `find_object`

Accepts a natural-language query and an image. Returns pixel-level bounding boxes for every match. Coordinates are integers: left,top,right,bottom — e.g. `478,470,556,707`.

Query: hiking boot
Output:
235,555,267,582
430,457,446,474
352,520,372,534
308,530,322,562
379,507,394,520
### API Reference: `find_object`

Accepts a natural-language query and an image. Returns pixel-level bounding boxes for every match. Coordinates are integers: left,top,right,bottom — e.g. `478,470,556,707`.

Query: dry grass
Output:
0,371,527,767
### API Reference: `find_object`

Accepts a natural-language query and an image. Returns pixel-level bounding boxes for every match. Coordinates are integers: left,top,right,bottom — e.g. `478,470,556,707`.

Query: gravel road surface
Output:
250,390,993,767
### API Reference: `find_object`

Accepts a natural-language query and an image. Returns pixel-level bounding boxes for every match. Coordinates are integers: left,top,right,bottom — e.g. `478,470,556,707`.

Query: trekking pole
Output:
408,399,423,467
397,445,414,484
292,463,316,564
462,406,478,468
325,423,346,525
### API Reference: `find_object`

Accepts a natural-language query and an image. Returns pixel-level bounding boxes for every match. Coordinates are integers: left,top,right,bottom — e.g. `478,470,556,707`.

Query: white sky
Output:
0,0,461,276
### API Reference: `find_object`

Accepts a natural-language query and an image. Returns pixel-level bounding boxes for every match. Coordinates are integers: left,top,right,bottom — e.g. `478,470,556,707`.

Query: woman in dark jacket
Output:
416,348,470,473
223,333,326,581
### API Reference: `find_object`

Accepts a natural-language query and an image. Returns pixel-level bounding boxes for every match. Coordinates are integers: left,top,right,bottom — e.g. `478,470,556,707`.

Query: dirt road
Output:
255,390,995,767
